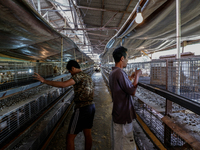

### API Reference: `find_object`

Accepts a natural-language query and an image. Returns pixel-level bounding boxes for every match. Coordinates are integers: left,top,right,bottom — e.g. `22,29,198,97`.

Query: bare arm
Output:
33,73,75,88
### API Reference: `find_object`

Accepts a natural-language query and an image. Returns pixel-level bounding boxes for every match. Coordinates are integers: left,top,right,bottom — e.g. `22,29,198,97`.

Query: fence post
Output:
164,59,172,147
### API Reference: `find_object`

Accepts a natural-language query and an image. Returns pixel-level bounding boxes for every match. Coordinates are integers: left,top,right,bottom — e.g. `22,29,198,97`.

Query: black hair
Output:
112,46,127,63
66,60,80,70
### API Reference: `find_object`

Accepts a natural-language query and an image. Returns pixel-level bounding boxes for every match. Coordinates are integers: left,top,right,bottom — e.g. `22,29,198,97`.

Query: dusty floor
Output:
47,72,113,150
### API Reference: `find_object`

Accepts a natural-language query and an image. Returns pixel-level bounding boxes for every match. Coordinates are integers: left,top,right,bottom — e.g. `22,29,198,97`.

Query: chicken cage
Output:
101,57,200,150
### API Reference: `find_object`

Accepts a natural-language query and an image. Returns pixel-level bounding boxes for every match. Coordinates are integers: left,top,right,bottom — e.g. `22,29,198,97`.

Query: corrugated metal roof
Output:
0,0,92,63
2,0,200,63
102,0,200,61
77,0,137,54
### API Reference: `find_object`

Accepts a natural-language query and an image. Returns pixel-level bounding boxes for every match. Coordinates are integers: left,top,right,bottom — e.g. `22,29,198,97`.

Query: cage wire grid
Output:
102,58,200,149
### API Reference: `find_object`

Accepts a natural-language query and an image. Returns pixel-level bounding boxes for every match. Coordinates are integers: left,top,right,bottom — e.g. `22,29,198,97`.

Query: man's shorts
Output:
67,104,95,134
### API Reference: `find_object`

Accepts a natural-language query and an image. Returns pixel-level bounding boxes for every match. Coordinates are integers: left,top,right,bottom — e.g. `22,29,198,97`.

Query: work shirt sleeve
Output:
71,74,80,84
117,70,136,95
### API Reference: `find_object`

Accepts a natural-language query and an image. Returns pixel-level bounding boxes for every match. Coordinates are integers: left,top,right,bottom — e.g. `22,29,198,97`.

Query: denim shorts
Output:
67,104,95,134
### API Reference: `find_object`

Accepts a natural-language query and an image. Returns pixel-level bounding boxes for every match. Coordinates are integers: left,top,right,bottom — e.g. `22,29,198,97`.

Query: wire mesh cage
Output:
0,61,94,92
0,87,66,145
101,58,200,150
0,62,67,92
124,58,200,103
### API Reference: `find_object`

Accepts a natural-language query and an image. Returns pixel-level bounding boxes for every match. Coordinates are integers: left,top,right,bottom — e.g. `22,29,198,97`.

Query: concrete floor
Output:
87,72,113,150
47,72,113,150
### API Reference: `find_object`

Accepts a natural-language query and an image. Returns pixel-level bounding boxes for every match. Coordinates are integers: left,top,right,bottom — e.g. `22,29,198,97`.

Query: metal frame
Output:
138,83,200,116
0,65,94,148
101,59,200,149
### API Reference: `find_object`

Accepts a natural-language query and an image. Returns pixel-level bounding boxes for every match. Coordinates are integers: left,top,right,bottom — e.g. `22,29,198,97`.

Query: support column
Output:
120,38,122,46
182,41,187,53
64,17,67,35
47,11,49,22
61,38,63,74
175,0,181,95
74,49,76,60
165,60,172,116
82,53,83,63
37,0,41,15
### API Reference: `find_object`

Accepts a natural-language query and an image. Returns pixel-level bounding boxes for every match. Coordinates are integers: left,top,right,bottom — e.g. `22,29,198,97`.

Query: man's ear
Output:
71,66,75,71
121,56,124,62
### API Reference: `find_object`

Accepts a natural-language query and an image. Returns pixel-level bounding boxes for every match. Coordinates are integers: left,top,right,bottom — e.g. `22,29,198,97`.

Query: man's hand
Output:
130,72,135,78
135,69,142,77
128,72,135,81
33,72,45,83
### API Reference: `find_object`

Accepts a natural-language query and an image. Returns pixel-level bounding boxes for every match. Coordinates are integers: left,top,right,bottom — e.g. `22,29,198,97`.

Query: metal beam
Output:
60,27,119,31
68,0,75,28
49,18,63,22
37,0,41,15
0,74,68,99
84,23,115,28
118,0,133,27
70,0,92,51
87,32,110,37
42,7,54,17
162,116,200,150
138,83,200,116
76,45,106,46
97,38,107,46
47,0,70,7
141,50,151,59
76,5,131,14
70,0,78,30
89,39,101,42
41,9,71,11
50,19,59,27
101,0,105,27
48,1,70,26
30,0,37,10
48,3,63,22
48,1,80,40
102,12,118,28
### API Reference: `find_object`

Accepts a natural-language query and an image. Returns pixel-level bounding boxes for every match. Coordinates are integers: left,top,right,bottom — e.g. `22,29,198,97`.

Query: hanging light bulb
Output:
135,5,143,24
